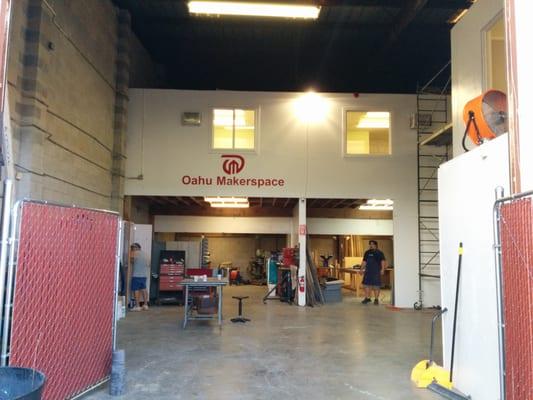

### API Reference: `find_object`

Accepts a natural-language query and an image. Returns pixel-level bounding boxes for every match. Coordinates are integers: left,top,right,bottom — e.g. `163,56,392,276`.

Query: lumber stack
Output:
305,236,324,306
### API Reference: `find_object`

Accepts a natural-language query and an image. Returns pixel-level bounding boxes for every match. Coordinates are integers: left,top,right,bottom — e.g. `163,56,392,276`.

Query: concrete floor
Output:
84,286,443,400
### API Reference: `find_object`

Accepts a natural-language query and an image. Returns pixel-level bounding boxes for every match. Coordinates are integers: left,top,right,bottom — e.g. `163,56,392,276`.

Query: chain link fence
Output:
495,193,533,400
2,201,120,399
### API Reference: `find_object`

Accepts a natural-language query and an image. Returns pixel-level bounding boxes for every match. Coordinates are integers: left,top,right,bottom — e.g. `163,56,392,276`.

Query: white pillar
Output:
506,1,533,191
297,198,307,306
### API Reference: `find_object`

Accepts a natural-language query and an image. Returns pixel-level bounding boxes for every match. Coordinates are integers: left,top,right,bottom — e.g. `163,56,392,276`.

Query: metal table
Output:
181,278,228,328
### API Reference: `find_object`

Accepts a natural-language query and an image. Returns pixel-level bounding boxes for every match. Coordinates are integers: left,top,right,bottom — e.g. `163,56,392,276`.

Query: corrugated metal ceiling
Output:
113,0,473,92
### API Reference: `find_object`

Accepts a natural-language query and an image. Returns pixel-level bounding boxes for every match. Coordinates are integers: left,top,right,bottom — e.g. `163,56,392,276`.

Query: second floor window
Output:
212,108,256,150
346,111,391,155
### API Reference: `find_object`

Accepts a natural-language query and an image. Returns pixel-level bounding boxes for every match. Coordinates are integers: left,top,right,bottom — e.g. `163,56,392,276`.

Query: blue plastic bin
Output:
0,367,45,400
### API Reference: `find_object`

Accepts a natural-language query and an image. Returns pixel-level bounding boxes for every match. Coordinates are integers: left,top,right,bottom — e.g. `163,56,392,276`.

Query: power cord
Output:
461,110,483,152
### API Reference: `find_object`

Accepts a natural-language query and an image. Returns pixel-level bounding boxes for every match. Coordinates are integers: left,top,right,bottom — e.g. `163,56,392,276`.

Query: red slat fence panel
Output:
499,198,533,400
7,202,119,399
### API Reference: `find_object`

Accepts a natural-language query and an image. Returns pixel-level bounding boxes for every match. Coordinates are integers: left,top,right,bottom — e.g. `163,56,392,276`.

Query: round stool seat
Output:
231,295,250,323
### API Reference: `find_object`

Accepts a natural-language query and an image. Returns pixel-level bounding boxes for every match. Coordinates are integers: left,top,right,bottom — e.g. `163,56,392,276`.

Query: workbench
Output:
337,268,364,297
337,268,394,297
181,278,228,328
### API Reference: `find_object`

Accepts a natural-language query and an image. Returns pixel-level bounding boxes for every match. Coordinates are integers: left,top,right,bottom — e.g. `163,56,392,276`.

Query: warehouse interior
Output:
1,1,532,400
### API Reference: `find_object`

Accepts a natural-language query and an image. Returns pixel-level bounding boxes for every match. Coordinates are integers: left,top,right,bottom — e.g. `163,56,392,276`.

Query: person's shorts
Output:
131,277,147,291
362,271,381,288
363,284,381,290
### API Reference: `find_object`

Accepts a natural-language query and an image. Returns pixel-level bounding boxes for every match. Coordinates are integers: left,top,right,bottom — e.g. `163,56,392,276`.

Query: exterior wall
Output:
7,0,117,209
451,0,504,157
126,89,419,307
6,0,157,211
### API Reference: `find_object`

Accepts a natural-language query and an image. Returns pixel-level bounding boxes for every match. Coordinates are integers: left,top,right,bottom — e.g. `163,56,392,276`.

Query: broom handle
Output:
450,242,463,382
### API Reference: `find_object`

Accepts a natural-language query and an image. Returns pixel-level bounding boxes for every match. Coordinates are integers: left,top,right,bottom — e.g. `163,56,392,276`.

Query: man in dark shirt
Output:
360,240,387,305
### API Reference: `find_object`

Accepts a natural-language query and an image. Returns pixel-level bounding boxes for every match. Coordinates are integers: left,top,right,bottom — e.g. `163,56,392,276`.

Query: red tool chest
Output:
159,262,184,291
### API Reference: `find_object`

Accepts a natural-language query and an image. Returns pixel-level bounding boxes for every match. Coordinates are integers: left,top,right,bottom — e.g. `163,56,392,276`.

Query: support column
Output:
505,0,533,193
297,198,306,307
111,10,130,213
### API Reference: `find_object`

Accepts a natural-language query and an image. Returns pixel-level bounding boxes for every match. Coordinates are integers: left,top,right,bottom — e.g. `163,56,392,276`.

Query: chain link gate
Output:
1,200,121,399
494,191,533,400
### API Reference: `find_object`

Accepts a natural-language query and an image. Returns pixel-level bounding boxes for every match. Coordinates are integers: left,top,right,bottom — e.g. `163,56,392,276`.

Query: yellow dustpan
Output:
411,307,452,389
411,359,453,389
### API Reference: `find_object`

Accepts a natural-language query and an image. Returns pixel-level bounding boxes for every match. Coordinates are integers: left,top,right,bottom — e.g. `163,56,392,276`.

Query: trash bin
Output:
0,367,45,400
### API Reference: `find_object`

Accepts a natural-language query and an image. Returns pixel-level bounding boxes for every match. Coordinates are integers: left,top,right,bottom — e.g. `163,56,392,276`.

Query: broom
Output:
427,242,470,399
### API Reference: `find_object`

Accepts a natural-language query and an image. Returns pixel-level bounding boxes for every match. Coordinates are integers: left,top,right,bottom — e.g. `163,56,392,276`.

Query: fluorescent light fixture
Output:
356,112,390,129
359,198,394,211
204,196,248,203
210,202,250,208
449,8,468,24
366,199,393,206
188,1,321,19
359,205,393,211
294,91,329,123
224,126,255,130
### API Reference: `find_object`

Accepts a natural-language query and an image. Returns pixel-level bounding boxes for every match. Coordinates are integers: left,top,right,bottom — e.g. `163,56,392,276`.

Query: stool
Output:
231,296,250,323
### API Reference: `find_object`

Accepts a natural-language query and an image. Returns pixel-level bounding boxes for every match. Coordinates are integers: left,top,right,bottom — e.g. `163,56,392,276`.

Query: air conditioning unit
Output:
410,113,433,129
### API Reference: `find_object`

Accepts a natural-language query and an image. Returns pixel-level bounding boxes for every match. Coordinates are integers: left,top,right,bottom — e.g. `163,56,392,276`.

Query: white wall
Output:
154,215,391,236
307,218,392,235
125,89,419,307
438,135,509,399
451,0,504,157
155,215,293,234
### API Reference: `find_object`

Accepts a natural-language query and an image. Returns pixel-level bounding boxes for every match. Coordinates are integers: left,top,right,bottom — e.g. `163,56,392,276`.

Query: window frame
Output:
482,12,507,93
210,106,260,154
342,108,393,157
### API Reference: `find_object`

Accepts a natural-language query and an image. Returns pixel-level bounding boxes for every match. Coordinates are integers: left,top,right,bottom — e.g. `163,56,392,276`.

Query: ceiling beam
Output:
348,199,363,208
332,199,347,208
319,0,470,8
321,199,334,208
162,197,180,206
189,197,204,207
116,0,470,12
148,196,166,205
382,0,429,52
308,199,319,207
175,197,191,206
137,19,448,39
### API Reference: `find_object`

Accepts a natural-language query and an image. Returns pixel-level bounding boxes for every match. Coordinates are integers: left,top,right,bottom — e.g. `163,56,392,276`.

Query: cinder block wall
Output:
7,0,159,212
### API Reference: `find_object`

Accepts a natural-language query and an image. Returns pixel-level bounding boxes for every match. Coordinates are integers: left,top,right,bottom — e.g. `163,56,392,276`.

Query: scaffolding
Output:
414,62,453,310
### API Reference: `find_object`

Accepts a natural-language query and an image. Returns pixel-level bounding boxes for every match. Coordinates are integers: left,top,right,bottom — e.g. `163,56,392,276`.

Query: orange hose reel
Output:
462,90,508,146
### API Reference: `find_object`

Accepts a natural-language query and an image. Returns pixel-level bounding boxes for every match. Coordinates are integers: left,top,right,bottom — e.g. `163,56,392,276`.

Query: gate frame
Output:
493,188,533,400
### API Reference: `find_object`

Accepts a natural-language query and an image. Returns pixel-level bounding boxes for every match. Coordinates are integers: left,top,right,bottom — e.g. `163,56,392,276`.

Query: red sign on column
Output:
299,224,307,235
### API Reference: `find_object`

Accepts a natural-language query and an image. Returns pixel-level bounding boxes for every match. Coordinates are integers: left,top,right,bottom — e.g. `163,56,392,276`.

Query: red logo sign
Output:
221,154,245,175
